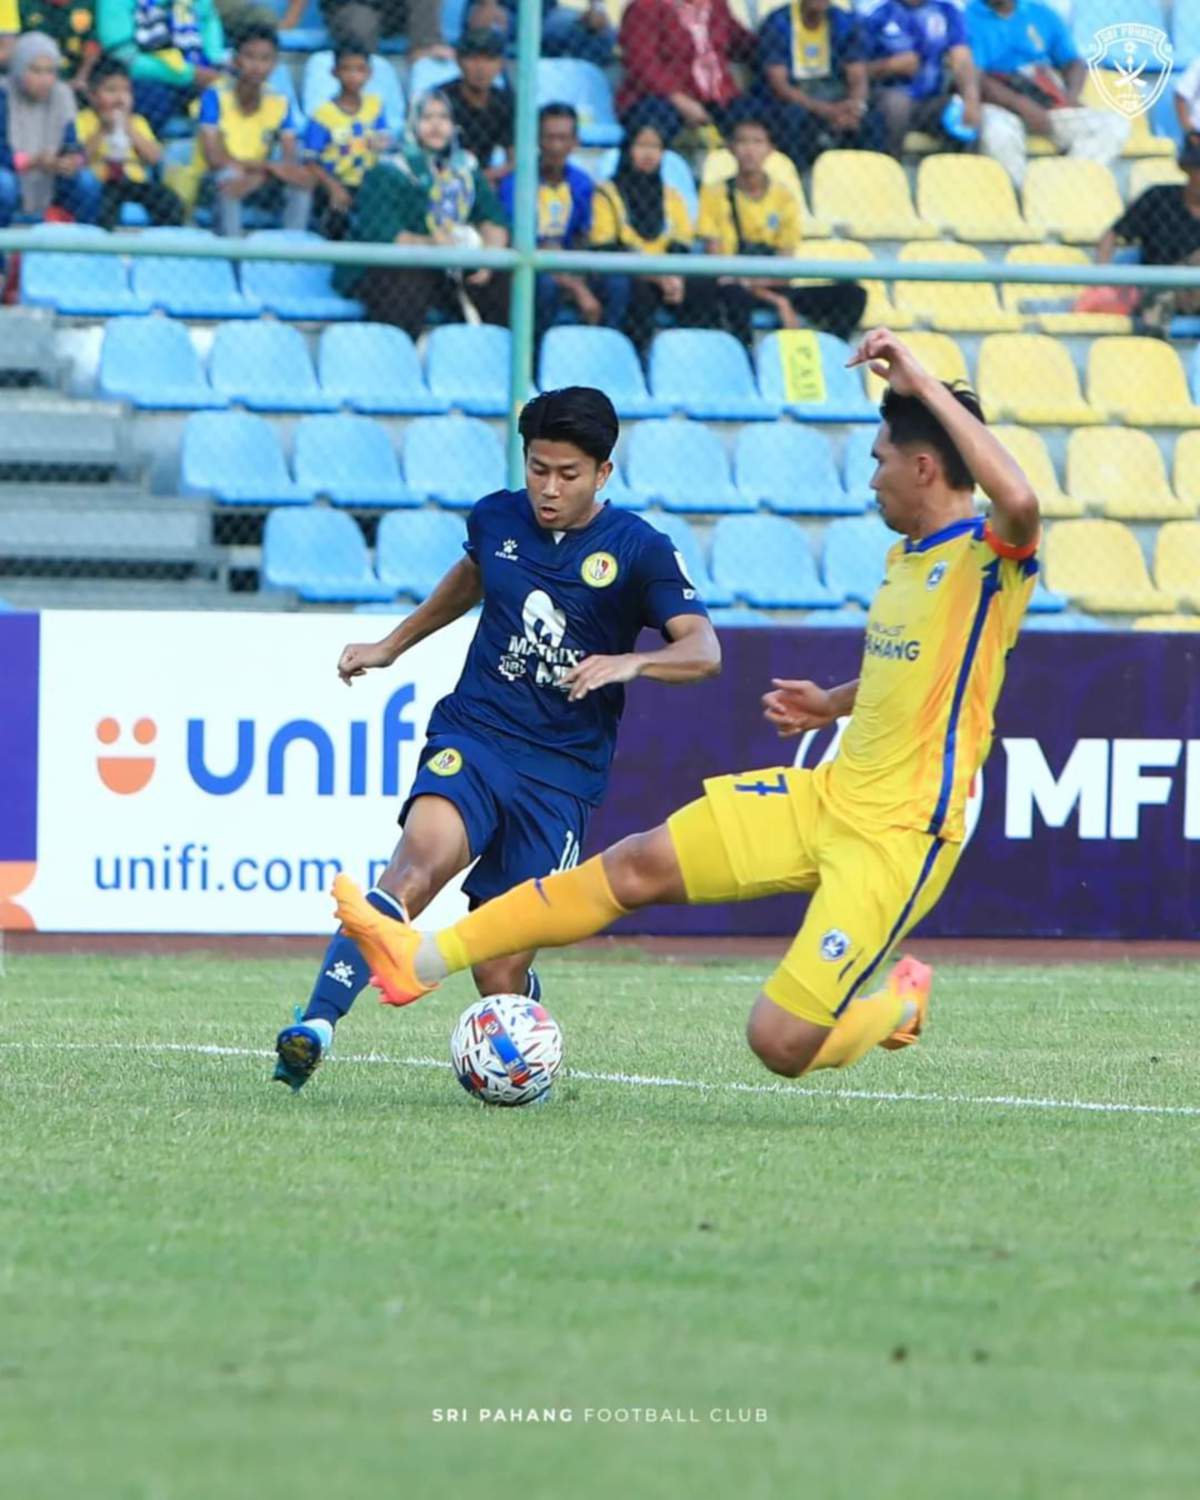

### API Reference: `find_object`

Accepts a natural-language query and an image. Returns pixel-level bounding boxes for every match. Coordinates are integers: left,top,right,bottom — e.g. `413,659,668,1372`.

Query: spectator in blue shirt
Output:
966,0,1128,187
756,0,884,171
861,0,981,158
499,102,600,342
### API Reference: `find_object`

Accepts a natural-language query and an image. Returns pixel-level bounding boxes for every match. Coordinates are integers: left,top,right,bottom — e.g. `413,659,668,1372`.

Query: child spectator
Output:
334,89,509,335
590,112,707,356
303,41,391,238
19,0,102,97
443,28,512,186
96,0,225,135
196,20,310,236
755,0,884,170
861,0,981,157
74,55,184,227
0,32,101,222
498,102,597,340
694,113,865,346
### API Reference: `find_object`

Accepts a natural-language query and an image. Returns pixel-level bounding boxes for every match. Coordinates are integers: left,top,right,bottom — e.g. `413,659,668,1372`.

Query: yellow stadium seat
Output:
1154,520,1200,606
1044,520,1179,612
789,239,912,329
863,330,968,404
1066,429,1196,519
699,148,831,236
1172,430,1200,508
895,242,1025,332
991,425,1083,518
1080,73,1175,158
1132,614,1200,630
977,334,1103,425
1001,244,1133,335
915,154,1040,242
811,151,937,240
1127,157,1186,198
1023,159,1124,244
1087,337,1200,426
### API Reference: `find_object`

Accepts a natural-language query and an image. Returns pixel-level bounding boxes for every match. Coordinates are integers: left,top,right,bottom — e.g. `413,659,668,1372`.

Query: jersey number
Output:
733,772,788,797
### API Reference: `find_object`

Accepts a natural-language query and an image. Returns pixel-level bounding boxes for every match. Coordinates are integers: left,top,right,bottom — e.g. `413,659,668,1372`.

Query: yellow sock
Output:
435,856,627,974
802,987,906,1074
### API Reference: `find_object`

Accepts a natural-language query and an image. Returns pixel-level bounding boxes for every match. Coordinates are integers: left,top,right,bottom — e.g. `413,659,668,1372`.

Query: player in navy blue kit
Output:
274,387,721,1089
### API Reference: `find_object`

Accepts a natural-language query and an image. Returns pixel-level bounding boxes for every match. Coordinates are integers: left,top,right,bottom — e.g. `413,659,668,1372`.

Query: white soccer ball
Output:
450,994,563,1106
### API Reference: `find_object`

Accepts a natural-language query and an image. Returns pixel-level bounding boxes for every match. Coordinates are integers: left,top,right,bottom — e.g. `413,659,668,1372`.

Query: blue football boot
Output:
273,1009,333,1092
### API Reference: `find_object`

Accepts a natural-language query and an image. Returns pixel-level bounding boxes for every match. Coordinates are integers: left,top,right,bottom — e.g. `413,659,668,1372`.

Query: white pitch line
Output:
1,1039,1197,1119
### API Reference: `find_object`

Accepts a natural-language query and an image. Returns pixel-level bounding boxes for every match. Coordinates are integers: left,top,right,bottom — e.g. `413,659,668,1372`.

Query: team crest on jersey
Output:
819,929,850,962
580,551,619,588
926,561,947,591
427,747,463,777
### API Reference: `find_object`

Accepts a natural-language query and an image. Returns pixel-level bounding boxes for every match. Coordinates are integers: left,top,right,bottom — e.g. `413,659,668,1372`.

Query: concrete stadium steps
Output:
0,310,59,388
0,577,291,611
0,396,130,482
0,487,215,570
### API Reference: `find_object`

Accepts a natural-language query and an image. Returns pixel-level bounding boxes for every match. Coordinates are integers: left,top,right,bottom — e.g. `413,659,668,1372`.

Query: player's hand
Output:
845,327,929,397
337,640,394,685
561,653,642,702
761,678,835,736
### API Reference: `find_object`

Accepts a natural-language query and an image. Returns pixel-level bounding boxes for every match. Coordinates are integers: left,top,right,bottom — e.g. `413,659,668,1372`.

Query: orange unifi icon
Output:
96,716,158,794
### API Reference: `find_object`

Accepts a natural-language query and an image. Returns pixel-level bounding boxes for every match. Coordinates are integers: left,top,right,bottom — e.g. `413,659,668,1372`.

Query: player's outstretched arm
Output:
763,677,858,736
561,613,721,702
337,558,484,685
848,328,1040,551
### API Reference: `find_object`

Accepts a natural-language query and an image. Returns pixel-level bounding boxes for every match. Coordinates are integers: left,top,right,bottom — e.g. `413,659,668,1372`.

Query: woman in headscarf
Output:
335,89,509,338
0,32,101,224
590,111,705,356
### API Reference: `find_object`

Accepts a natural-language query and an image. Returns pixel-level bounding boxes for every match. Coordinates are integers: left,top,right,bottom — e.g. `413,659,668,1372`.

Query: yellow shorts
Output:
666,766,960,1027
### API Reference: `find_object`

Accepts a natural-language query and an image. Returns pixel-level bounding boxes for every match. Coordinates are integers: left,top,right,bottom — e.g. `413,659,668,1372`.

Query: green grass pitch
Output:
2,949,1198,1500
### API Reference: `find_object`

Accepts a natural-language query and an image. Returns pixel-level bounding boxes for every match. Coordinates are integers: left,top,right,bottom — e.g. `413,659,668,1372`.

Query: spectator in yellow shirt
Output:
589,112,709,357
75,57,185,228
695,113,864,345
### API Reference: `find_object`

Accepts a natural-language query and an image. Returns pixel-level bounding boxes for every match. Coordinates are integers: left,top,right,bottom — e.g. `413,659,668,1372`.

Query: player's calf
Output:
745,995,831,1078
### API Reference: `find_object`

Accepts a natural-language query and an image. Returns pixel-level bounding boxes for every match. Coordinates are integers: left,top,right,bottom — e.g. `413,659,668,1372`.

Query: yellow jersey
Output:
696,178,802,256
303,93,390,187
195,80,295,166
590,180,693,254
74,109,154,185
817,516,1037,844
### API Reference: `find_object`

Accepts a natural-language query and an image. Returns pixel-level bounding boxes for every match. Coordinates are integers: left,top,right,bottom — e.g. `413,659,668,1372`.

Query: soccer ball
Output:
450,994,563,1106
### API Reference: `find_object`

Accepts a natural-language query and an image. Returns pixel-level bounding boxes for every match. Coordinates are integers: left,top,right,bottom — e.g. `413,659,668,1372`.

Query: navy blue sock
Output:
525,967,542,1003
302,888,408,1026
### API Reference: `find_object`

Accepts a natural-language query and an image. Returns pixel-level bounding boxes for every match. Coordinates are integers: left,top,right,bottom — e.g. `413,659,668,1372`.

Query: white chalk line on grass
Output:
1,1039,1197,1119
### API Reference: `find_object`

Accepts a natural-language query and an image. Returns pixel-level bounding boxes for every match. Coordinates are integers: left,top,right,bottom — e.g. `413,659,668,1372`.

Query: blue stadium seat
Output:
270,0,330,51
1021,611,1108,631
425,324,518,416
302,50,404,122
241,231,364,320
842,426,878,505
711,515,843,608
1028,578,1068,613
21,228,150,316
801,605,869,628
536,59,622,146
409,56,462,96
645,512,734,607
130,228,259,318
98,317,226,411
734,425,861,514
1074,1,1167,67
821,515,895,605
594,146,699,225
598,462,648,510
539,327,671,418
442,0,470,43
318,324,450,414
706,607,773,626
293,415,418,507
209,322,338,412
650,330,779,421
403,415,506,507
626,420,751,512
181,412,313,506
376,510,469,598
1174,2,1200,63
263,507,395,602
755,332,876,422
268,60,305,123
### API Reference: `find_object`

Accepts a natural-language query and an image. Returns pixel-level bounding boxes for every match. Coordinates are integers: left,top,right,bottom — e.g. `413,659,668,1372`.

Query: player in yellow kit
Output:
331,328,1042,1080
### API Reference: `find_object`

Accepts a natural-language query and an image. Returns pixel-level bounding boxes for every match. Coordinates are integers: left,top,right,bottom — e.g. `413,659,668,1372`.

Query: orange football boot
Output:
331,873,436,1008
878,955,933,1050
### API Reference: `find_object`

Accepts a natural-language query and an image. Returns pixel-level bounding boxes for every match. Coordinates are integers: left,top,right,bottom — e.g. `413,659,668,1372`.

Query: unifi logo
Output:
95,685,416,798
96,716,158,794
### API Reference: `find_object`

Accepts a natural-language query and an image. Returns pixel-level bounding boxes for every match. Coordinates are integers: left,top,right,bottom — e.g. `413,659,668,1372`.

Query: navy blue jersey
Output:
427,490,708,804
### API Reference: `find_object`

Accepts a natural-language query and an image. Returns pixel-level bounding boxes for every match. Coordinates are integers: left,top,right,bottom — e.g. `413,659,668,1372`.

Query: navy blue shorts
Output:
399,734,591,906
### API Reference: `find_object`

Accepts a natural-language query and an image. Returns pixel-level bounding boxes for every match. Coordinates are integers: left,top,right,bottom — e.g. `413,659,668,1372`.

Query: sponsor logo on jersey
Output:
496,538,519,561
820,929,850,961
580,552,619,588
427,747,463,777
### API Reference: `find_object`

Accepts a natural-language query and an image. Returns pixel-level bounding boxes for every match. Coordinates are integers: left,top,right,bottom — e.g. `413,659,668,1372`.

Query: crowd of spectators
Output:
0,0,1195,346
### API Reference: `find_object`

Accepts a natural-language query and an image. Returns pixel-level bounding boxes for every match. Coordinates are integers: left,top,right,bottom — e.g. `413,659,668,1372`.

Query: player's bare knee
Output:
603,825,686,908
472,956,532,997
745,998,825,1077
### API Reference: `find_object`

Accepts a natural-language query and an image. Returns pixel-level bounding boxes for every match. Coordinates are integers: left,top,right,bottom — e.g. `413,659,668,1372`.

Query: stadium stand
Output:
535,59,622,147
99,318,226,411
755,332,876,422
649,330,779,421
293,416,419,507
645,512,734,609
1089,338,1200,426
1154,521,1200,608
301,50,405,123
789,241,911,330
1044,521,1179,615
862,332,968,405
1066,430,1196,520
262,507,395,602
317,324,450,415
626,420,751,514
977,334,1102,426
991,426,1083,519
376,510,469,600
402,415,506,508
733,425,861,516
711,515,843,610
209,322,339,413
821,515,894,606
21,231,150,317
915,155,1039,243
539,328,671,418
181,412,313,507
240,232,365,321
895,243,1025,333
426,325,520,417
1001,245,1133,336
1022,159,1125,244
811,151,935,241
130,229,260,319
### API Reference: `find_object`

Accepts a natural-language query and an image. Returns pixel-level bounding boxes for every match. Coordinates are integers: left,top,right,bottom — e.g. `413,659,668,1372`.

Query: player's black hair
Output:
89,55,131,87
518,387,619,465
539,102,579,130
333,41,370,66
233,18,279,50
880,383,984,491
